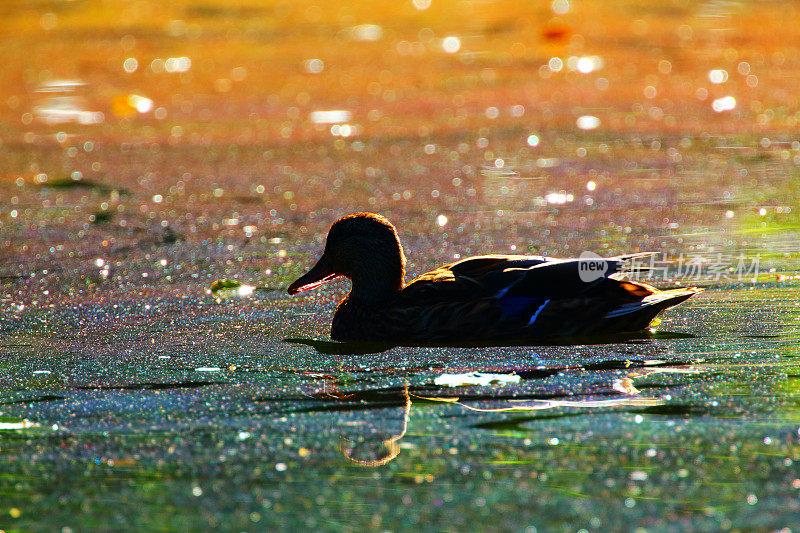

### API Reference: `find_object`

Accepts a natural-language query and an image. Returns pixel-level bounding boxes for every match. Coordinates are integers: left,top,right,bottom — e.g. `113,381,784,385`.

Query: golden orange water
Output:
1,0,798,278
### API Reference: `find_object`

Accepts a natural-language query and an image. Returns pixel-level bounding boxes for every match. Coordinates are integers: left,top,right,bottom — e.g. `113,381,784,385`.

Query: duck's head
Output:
287,212,406,300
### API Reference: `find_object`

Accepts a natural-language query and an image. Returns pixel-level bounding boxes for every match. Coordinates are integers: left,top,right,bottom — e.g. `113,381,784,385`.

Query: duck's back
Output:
402,254,551,300
332,254,699,342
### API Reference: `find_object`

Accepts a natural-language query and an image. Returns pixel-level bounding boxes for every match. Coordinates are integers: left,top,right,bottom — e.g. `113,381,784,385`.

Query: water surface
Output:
2,0,800,530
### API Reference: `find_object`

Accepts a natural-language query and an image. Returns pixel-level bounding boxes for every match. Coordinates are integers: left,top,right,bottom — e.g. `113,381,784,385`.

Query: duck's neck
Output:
349,274,402,302
347,249,406,302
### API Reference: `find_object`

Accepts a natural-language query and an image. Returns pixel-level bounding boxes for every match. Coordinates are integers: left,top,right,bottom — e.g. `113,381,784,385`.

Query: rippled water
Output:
1,282,799,530
1,0,800,530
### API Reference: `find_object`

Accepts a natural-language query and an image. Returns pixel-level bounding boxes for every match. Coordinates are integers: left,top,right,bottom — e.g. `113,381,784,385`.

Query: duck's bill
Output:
287,257,338,295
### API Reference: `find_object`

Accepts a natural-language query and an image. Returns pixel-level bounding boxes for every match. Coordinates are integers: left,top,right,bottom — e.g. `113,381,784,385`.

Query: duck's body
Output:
288,213,700,343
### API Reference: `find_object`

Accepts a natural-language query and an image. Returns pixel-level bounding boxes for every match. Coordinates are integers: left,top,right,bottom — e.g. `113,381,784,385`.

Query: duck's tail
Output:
603,286,702,331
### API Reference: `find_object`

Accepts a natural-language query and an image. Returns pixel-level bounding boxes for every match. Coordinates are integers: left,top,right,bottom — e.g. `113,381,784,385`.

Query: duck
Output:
287,212,700,343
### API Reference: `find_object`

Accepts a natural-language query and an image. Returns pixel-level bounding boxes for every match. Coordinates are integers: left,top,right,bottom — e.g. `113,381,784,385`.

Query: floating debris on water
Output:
0,419,40,430
612,378,640,395
434,372,521,387
208,279,255,302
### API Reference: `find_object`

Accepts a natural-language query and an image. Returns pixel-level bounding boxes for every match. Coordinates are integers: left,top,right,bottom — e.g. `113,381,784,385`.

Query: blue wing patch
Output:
527,299,550,325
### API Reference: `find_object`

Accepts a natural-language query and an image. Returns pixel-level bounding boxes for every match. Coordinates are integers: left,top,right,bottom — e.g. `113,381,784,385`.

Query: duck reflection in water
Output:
340,387,411,467
301,361,693,466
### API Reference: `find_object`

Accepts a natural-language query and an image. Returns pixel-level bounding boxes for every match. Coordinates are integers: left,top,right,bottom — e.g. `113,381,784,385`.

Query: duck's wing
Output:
474,253,690,335
381,255,546,341
402,253,647,301
402,254,552,300
383,253,694,342
500,253,655,299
